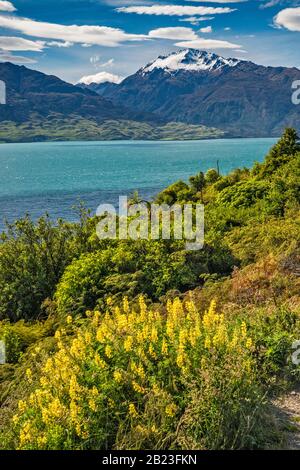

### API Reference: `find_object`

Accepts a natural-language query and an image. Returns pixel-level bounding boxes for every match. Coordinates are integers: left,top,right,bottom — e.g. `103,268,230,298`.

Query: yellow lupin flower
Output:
12,414,19,425
165,403,177,417
148,343,157,358
118,314,127,330
91,386,99,397
66,315,73,324
139,295,147,316
241,321,247,338
128,403,138,418
113,370,122,383
26,368,33,383
18,400,26,413
176,352,185,369
70,400,79,422
161,337,168,356
19,421,32,446
166,320,175,339
200,357,207,369
54,330,61,340
92,311,101,326
84,331,92,344
37,436,47,447
94,354,107,369
151,326,158,343
208,299,217,316
69,375,79,400
88,399,97,412
48,397,64,418
151,425,159,434
124,336,133,352
105,344,113,358
132,381,145,394
108,398,115,409
231,330,239,348
123,296,130,313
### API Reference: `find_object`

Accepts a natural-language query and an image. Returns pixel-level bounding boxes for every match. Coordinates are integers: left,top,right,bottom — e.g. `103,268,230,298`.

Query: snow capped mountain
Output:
81,48,300,137
141,49,241,75
77,71,123,85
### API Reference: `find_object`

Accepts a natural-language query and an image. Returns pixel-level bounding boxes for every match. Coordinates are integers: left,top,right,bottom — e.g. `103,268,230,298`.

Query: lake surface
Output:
0,138,276,229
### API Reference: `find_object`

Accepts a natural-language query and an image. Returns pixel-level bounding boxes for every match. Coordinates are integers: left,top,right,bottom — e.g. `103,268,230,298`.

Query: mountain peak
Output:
141,49,241,75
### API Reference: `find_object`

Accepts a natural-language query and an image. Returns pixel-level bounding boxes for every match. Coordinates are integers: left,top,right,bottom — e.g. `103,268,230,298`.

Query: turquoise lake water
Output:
0,138,276,228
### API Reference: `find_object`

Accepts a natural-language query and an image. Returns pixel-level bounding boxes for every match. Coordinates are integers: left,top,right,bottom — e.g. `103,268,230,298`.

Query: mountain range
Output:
82,49,300,138
0,49,299,142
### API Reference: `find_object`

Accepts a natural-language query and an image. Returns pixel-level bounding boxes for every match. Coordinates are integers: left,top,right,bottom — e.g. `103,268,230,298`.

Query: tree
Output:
189,172,205,201
263,128,300,175
205,169,219,184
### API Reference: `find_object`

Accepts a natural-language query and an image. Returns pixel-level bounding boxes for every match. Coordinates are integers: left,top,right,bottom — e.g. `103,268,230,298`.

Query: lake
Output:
0,138,276,229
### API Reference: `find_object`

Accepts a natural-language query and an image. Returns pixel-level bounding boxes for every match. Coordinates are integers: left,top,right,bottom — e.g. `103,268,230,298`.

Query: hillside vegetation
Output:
0,118,224,143
0,129,299,449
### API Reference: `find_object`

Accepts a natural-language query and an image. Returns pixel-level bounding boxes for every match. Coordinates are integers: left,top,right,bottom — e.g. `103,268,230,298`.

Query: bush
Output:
0,319,55,364
0,214,93,322
12,298,269,450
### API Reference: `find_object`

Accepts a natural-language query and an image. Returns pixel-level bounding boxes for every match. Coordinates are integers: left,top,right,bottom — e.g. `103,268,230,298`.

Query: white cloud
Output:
148,27,198,40
224,27,231,31
0,36,44,51
199,26,212,33
117,5,236,16
90,56,115,67
0,52,36,64
188,0,245,2
179,16,215,26
274,7,300,31
259,0,292,9
46,41,73,48
175,37,242,49
0,14,148,47
0,1,16,12
78,71,123,85
99,58,114,67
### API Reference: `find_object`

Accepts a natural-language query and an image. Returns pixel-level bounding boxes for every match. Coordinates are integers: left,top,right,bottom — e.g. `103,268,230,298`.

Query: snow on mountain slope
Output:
141,49,241,75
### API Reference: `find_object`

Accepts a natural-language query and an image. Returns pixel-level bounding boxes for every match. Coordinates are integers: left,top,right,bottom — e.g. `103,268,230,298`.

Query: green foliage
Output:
205,168,219,184
0,210,98,322
261,128,300,176
1,128,300,450
155,181,192,205
55,240,235,318
0,319,55,363
189,171,205,195
216,180,268,208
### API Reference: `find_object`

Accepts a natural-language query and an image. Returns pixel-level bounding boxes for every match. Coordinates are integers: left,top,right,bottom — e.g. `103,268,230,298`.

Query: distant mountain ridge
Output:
1,50,300,141
0,61,154,125
83,49,300,138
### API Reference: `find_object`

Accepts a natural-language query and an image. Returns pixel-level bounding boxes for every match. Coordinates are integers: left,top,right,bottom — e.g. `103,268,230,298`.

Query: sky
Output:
0,0,299,83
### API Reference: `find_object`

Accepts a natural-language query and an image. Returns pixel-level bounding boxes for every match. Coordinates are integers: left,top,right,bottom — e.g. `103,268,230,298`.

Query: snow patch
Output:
141,49,240,75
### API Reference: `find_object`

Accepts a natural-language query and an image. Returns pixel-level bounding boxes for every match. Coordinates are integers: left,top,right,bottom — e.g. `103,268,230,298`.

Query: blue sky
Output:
0,0,299,83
